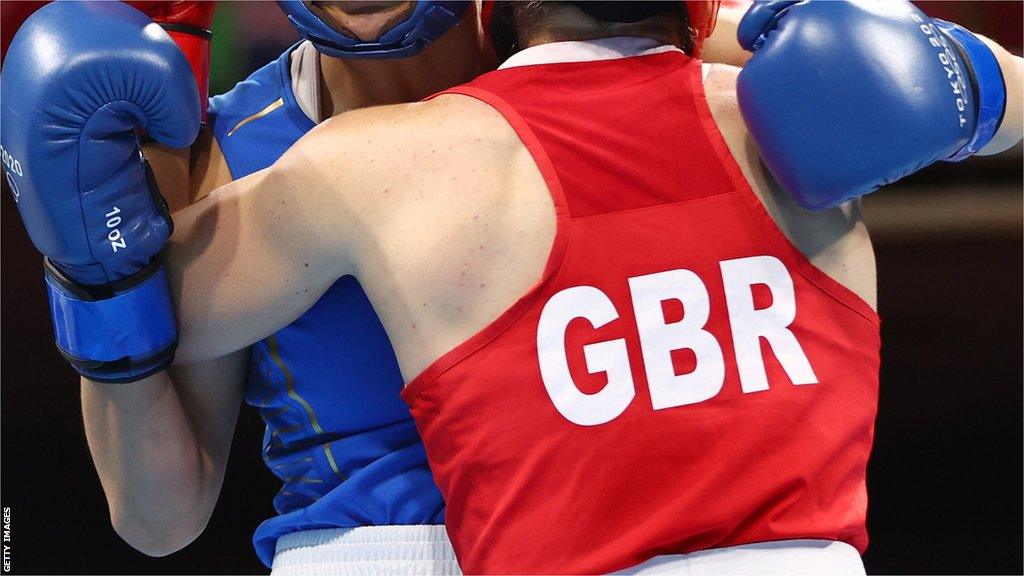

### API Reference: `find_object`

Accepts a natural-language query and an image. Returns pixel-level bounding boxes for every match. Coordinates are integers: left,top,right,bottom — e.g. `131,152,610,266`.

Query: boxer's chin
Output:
309,1,415,43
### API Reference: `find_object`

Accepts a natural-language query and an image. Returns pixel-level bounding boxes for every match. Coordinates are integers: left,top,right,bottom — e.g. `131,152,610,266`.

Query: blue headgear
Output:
277,1,470,59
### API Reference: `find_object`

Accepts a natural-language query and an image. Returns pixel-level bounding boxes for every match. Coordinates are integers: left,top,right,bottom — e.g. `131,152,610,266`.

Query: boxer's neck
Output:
516,4,685,53
317,7,492,119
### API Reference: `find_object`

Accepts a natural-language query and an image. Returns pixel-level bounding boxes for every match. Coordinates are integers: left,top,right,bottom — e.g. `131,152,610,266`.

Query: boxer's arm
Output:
139,125,231,212
80,127,244,556
81,352,246,556
163,108,397,363
166,167,346,362
700,2,751,67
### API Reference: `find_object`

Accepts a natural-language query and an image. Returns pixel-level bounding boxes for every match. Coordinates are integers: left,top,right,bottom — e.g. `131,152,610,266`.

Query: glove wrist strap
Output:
935,19,1007,162
45,256,178,383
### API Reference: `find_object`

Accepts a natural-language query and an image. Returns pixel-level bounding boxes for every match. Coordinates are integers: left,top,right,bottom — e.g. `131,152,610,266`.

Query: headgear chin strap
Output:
277,1,470,59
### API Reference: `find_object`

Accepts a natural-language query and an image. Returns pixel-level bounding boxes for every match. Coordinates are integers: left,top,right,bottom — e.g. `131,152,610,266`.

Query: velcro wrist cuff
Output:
935,19,1007,162
45,258,177,383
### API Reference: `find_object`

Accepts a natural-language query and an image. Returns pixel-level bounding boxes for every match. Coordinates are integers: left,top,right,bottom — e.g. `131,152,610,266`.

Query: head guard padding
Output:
277,1,470,59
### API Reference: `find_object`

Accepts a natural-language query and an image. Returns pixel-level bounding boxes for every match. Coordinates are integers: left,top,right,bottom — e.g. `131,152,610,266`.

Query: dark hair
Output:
487,1,692,62
571,2,677,23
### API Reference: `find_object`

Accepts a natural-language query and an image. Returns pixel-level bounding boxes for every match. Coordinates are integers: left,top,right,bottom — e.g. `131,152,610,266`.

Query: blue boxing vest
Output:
208,42,445,568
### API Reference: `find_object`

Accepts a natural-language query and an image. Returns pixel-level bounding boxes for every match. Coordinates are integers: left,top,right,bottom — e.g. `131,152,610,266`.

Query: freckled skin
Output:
168,69,880,390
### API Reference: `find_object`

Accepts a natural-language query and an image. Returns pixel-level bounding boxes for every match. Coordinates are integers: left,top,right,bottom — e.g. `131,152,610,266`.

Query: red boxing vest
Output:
403,45,881,574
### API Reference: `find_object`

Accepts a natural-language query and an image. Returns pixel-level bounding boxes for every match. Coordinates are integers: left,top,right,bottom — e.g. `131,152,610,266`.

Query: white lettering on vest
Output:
537,286,635,426
537,256,817,425
629,269,724,409
720,256,818,392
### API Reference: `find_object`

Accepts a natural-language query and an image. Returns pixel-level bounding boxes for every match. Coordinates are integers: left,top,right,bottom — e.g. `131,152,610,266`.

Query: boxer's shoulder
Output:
325,93,520,155
267,90,548,288
287,92,529,204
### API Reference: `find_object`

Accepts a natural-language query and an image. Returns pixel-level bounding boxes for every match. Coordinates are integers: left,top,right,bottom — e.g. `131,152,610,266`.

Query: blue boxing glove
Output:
1,1,200,382
736,0,1007,209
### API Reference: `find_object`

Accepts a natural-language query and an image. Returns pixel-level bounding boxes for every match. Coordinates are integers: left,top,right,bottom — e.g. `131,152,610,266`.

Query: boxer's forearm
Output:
977,36,1023,156
81,374,213,556
78,118,217,557
80,350,244,556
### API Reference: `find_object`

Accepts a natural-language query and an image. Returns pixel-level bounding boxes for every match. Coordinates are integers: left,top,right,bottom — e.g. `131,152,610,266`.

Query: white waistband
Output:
272,529,861,576
615,540,865,576
270,525,461,575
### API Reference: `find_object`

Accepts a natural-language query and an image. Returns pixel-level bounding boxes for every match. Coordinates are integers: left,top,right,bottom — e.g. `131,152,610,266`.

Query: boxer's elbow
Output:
109,494,215,557
115,527,197,558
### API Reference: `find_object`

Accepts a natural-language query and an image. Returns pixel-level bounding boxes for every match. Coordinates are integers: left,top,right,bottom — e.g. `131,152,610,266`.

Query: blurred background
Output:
1,1,1021,574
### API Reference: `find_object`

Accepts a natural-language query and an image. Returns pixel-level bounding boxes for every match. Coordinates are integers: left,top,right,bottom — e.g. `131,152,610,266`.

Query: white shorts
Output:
616,540,865,575
271,525,460,575
272,526,863,576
